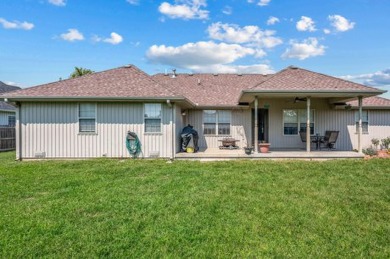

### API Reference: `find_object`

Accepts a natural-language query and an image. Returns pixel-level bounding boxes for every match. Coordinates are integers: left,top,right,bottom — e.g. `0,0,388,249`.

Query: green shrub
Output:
371,138,380,149
381,137,390,149
363,147,378,156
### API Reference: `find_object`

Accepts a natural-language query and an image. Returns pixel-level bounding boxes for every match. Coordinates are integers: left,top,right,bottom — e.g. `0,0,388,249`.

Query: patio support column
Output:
358,96,363,153
254,96,259,153
306,97,311,153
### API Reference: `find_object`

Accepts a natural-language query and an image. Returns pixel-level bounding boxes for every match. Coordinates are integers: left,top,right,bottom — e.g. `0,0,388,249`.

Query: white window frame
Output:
78,103,97,133
283,109,315,136
8,115,16,127
355,110,369,134
203,110,231,136
144,103,162,133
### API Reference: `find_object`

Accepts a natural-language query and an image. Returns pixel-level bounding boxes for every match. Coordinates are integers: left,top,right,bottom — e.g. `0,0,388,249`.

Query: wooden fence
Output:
0,127,16,151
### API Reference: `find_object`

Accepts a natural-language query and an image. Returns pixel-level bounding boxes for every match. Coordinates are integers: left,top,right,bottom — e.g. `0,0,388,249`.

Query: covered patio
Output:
238,67,385,154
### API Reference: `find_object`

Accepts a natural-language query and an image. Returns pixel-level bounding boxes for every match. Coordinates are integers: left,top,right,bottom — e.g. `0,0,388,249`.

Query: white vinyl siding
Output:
144,103,162,133
187,109,251,149
8,115,16,127
79,103,96,133
0,111,15,126
355,110,368,133
203,110,231,135
18,102,174,158
283,109,314,135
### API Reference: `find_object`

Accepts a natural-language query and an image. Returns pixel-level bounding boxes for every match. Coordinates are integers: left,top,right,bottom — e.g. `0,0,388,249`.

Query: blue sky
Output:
1,0,389,98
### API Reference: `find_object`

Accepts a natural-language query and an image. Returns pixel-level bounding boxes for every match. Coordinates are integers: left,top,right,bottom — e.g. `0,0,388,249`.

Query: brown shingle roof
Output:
249,66,384,93
3,65,180,99
0,81,20,111
152,73,269,106
347,96,390,108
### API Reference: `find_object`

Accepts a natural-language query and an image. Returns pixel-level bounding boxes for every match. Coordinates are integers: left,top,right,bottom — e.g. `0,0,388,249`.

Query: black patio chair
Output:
299,131,317,149
320,131,339,150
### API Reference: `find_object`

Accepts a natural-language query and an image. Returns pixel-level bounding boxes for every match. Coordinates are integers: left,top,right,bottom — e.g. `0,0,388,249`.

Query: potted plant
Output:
258,141,271,153
244,146,253,155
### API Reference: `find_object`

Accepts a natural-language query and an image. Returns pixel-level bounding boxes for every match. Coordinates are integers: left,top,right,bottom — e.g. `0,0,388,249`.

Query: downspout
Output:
306,97,311,153
254,96,258,153
358,96,363,154
166,100,174,160
17,102,22,161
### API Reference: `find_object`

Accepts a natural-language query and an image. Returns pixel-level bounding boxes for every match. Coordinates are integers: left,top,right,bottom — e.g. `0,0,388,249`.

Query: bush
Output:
371,138,380,149
381,137,390,149
363,147,378,156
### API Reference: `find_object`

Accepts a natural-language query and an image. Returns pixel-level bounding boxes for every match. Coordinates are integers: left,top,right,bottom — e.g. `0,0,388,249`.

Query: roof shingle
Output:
250,66,384,93
347,96,390,108
152,73,268,106
3,65,178,99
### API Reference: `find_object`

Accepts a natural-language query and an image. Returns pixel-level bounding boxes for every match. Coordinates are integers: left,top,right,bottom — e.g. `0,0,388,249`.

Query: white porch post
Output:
306,97,311,153
254,96,259,153
358,96,363,154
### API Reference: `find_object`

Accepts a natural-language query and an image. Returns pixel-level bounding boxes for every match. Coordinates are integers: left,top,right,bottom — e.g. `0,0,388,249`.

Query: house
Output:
1,65,389,160
0,81,20,127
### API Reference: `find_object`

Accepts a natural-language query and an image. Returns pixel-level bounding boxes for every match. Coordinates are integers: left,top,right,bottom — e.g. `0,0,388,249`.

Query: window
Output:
355,110,368,133
299,110,315,135
145,103,162,133
203,110,231,135
283,109,315,135
79,103,96,133
8,115,16,127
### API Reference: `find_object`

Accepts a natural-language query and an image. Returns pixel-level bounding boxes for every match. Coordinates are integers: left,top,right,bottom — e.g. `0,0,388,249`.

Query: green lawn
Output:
0,152,389,258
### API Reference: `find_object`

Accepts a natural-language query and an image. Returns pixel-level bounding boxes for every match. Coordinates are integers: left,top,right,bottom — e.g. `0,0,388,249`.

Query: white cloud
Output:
222,6,232,15
328,15,355,32
93,32,124,45
207,22,282,49
281,37,325,60
190,64,275,74
323,28,331,34
48,0,66,6
296,16,316,32
104,32,123,45
248,0,271,6
341,69,390,86
266,16,279,25
158,0,209,20
0,18,34,30
146,41,256,69
126,0,139,5
60,29,84,42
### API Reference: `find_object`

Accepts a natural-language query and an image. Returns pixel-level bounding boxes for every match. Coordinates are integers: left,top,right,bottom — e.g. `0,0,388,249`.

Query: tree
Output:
69,67,94,78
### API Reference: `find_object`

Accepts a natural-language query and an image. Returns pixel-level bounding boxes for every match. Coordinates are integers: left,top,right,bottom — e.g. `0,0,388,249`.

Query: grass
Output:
0,152,389,258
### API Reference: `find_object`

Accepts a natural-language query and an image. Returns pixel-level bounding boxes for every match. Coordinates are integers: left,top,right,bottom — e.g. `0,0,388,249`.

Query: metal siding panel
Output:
264,98,356,150
0,111,15,126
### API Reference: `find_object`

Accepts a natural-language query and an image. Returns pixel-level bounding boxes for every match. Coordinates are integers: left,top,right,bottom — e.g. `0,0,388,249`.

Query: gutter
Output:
3,95,196,107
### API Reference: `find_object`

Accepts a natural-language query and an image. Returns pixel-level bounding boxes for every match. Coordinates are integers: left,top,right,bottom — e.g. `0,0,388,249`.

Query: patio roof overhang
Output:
238,90,386,104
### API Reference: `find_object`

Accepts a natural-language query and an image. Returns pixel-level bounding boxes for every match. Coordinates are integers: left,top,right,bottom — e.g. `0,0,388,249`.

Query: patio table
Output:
312,134,324,150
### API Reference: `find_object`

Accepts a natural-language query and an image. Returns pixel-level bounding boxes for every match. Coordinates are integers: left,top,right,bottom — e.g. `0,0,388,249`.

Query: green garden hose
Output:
126,131,141,158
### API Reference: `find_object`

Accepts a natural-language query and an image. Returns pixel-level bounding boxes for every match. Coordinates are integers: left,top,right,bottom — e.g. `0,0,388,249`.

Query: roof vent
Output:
289,66,298,69
124,64,132,68
171,69,177,78
197,79,201,85
237,73,243,76
213,73,218,76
